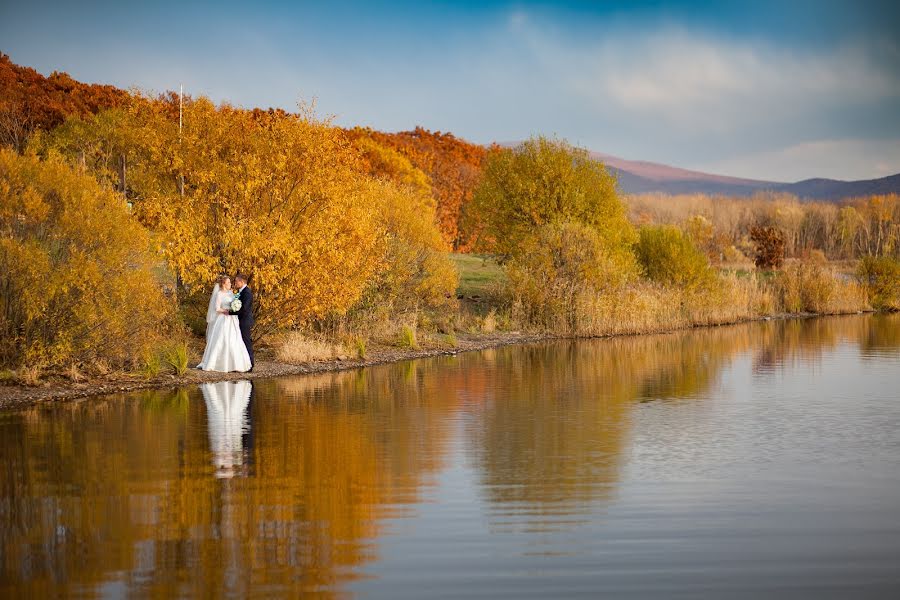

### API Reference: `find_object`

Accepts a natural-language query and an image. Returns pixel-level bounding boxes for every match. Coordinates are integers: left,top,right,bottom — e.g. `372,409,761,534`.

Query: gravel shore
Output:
0,332,552,410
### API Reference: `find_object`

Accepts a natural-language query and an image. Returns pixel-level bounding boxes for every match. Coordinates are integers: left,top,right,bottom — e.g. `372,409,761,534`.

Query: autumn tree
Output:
40,97,386,335
353,178,458,321
345,126,487,249
0,53,127,151
635,225,713,289
0,148,167,369
750,225,786,269
505,221,637,331
467,136,636,267
41,96,461,337
857,256,900,310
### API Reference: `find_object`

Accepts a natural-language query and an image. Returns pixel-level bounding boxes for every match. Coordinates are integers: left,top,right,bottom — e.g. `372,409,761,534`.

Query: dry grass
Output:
507,265,870,338
775,261,870,314
65,364,85,382
15,365,42,386
276,332,351,364
480,309,498,333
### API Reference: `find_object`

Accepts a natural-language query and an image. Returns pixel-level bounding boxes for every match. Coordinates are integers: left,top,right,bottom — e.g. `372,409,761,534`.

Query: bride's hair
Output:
217,274,230,285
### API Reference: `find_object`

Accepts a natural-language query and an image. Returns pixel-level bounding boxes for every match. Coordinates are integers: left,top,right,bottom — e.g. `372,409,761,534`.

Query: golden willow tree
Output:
39,95,456,336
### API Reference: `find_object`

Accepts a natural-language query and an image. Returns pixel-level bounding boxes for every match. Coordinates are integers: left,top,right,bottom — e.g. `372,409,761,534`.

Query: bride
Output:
197,275,252,372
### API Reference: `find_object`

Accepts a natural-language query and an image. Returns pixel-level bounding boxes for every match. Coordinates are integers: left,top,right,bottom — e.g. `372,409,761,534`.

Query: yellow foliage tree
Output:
505,220,638,331
467,136,636,267
355,178,458,318
42,97,388,336
0,148,167,368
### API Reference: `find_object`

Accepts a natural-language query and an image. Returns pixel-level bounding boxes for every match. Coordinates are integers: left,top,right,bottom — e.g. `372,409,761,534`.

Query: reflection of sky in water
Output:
1,314,899,598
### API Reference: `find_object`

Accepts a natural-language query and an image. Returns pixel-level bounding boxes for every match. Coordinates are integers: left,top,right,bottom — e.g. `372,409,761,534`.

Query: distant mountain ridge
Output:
585,150,900,201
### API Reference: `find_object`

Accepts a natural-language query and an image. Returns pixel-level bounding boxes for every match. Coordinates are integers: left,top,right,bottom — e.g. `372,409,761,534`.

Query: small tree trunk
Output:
118,154,126,195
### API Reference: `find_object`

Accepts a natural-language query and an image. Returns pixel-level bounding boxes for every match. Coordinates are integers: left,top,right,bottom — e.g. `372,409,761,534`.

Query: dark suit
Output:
229,285,254,366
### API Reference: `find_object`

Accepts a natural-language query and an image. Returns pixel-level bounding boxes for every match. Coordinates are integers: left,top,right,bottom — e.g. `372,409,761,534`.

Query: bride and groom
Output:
197,273,255,373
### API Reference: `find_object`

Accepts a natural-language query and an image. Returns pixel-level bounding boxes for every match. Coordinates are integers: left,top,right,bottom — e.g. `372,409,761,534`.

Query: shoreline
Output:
0,311,874,410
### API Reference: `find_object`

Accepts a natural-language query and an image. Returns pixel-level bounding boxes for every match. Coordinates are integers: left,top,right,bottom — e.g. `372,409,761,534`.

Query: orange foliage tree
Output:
0,53,128,151
345,126,488,250
39,96,459,337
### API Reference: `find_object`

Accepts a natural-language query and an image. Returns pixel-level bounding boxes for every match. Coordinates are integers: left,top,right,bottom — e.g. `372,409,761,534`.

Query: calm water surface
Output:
1,314,899,598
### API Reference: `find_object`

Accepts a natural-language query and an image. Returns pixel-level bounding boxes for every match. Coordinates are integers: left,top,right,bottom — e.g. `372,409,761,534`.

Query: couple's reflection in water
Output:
200,380,254,478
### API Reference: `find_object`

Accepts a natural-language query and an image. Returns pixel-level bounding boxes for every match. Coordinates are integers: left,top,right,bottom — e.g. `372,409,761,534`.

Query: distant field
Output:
450,253,505,298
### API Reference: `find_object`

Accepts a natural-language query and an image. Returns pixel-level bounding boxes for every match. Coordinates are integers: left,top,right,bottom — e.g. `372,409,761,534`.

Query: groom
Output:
229,272,254,371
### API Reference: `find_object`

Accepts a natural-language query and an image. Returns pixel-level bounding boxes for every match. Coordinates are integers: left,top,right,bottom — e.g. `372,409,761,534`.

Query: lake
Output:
2,314,899,598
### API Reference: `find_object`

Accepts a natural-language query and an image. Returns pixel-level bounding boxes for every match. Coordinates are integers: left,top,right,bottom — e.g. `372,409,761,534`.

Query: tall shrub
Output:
506,221,637,331
0,149,168,368
635,225,712,289
857,256,900,310
750,225,786,269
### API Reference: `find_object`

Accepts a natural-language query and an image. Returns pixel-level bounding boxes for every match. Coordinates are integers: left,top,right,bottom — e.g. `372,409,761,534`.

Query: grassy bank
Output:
1,253,882,410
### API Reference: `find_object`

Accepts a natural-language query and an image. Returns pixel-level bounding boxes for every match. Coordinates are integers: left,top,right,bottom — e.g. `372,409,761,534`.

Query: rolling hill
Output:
587,151,900,200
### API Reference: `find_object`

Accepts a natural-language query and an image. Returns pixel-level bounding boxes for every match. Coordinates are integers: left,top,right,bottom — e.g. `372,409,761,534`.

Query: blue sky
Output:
2,0,899,181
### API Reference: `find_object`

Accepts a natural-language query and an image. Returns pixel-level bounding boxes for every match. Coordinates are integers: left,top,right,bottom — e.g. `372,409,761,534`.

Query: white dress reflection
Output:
201,380,252,478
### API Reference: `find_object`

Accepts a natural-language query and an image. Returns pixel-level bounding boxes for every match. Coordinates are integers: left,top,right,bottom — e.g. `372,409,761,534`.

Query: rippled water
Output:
2,314,899,598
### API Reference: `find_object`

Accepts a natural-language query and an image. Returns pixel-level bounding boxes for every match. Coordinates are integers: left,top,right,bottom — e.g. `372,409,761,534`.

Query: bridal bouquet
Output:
230,296,242,312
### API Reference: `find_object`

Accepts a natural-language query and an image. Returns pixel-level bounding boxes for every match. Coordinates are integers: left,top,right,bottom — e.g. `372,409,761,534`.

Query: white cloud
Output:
510,21,900,133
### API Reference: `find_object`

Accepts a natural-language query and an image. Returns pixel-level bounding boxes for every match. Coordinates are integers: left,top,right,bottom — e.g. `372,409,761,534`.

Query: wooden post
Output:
179,84,185,197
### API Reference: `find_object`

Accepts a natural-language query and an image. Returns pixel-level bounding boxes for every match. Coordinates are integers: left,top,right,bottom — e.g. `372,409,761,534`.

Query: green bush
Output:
398,324,418,349
163,342,189,375
141,351,163,379
635,225,712,289
857,256,900,310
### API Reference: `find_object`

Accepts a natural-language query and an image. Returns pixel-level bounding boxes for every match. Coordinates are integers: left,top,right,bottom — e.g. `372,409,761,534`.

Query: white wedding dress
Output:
197,285,252,372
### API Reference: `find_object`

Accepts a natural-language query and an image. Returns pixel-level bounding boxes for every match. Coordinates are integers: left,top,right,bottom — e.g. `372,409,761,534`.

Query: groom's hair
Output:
234,272,249,284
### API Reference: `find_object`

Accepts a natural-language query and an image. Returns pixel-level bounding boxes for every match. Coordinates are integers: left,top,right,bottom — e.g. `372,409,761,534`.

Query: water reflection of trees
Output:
467,316,900,527
859,313,900,358
2,315,896,596
751,313,900,373
465,327,757,524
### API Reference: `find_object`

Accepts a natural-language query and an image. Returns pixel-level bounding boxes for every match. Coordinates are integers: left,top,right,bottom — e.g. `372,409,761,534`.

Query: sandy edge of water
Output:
0,311,871,410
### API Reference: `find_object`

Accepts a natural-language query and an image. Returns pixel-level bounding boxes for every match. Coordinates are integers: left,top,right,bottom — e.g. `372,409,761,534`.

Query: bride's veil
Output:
206,283,222,325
